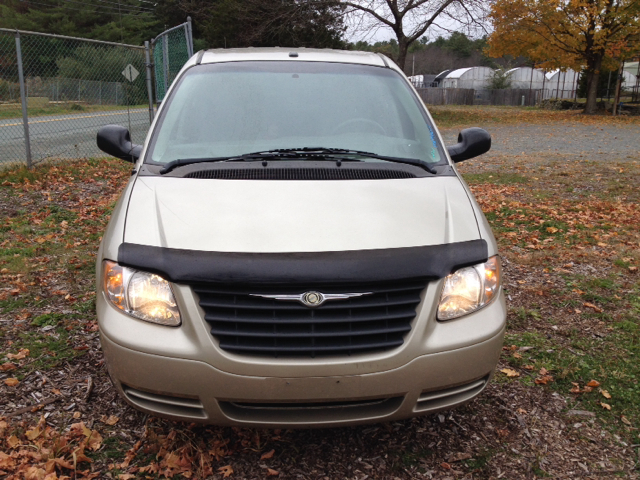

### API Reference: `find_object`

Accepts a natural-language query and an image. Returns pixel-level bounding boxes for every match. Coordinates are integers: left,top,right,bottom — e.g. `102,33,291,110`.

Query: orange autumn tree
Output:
487,0,640,114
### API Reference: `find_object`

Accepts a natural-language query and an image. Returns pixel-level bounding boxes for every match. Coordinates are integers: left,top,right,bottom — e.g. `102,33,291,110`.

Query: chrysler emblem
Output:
302,291,324,306
250,291,373,307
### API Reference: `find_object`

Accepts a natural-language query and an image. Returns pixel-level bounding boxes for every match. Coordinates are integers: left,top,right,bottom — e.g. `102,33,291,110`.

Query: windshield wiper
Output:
294,148,437,174
159,147,435,175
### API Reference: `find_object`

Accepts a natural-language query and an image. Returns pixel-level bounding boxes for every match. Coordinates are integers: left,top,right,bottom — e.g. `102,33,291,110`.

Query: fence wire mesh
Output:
153,20,193,103
0,29,152,168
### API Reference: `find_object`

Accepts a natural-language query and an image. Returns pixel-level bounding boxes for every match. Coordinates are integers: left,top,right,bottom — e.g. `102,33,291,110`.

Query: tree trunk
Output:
584,56,603,115
396,37,408,71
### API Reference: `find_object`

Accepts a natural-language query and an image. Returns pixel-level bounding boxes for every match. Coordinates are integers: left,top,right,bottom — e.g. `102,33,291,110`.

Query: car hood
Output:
123,176,480,252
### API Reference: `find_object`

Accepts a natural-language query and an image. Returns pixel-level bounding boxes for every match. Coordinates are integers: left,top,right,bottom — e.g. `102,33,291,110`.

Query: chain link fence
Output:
0,28,153,168
415,88,542,106
152,18,193,103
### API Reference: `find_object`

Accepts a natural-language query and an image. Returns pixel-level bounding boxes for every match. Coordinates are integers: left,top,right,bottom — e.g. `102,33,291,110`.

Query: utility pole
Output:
612,61,624,116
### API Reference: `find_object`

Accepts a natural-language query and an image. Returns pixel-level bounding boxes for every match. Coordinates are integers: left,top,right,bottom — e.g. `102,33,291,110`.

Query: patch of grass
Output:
9,327,82,375
31,312,65,327
531,461,552,477
73,298,96,314
0,166,42,184
90,436,129,462
47,205,77,223
463,449,494,471
504,300,640,433
0,104,148,121
510,307,541,329
0,296,32,314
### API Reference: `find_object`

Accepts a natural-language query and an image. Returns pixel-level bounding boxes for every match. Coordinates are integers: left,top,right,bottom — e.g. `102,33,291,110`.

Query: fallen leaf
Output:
267,468,279,476
260,449,275,460
26,426,43,440
539,367,548,375
0,451,15,469
500,368,520,377
587,380,600,388
7,435,20,448
54,457,74,469
583,302,603,313
600,389,612,399
6,348,29,360
523,365,535,370
512,352,522,359
535,375,554,385
73,412,81,419
546,227,558,233
0,363,17,371
101,415,119,425
219,465,233,477
440,462,451,470
629,266,638,272
81,425,103,451
139,463,160,474
621,416,632,426
25,467,46,479
4,377,19,387
600,402,611,410
448,452,472,462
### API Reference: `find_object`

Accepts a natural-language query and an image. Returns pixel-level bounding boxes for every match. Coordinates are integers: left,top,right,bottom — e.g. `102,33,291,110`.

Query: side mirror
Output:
447,127,491,163
97,125,142,163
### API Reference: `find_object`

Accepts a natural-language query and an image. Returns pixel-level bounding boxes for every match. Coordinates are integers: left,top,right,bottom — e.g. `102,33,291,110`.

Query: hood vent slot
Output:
184,168,416,180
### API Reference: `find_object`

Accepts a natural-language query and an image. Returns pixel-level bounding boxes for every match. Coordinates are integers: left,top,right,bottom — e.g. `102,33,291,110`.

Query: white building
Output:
506,67,546,89
544,69,580,99
441,67,494,89
621,70,638,91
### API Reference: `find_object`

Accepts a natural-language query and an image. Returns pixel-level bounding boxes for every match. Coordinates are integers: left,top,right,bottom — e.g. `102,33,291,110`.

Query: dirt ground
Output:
1,107,639,479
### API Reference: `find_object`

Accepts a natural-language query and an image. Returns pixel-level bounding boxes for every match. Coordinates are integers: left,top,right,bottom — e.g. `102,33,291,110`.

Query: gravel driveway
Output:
441,122,640,158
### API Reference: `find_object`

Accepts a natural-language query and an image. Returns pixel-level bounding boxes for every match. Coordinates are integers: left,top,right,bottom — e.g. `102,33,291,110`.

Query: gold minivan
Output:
96,48,506,427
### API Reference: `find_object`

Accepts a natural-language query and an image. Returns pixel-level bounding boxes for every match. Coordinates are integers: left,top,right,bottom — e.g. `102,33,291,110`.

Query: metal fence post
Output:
162,34,169,96
186,16,194,56
144,40,155,123
14,32,32,168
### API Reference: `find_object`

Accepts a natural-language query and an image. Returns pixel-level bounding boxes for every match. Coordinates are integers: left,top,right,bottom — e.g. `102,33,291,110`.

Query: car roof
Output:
198,47,388,67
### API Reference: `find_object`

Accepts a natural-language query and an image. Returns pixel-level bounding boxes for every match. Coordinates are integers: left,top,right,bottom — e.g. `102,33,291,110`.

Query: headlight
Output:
437,255,501,321
102,261,181,326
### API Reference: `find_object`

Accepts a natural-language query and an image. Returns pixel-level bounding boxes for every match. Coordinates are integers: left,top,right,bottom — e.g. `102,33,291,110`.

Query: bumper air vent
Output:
219,396,404,424
414,377,488,412
122,385,206,419
192,279,427,358
184,168,416,180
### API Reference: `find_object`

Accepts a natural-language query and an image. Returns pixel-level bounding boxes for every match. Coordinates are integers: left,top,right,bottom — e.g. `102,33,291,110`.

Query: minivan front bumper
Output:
100,322,504,428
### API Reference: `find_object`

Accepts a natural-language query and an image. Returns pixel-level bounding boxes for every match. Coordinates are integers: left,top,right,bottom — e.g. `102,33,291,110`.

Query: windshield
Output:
147,61,444,165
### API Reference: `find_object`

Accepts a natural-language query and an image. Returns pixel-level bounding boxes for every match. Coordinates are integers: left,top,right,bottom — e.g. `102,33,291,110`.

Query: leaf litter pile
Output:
1,113,640,478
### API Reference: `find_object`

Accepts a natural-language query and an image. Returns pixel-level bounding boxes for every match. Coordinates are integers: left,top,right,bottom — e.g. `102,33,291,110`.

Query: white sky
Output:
344,6,490,44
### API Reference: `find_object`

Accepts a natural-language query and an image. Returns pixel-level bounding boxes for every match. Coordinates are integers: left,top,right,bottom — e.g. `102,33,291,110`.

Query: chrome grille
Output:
192,279,427,358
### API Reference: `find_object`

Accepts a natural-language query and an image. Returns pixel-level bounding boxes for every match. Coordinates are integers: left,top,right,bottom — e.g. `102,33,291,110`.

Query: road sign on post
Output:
122,64,140,82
